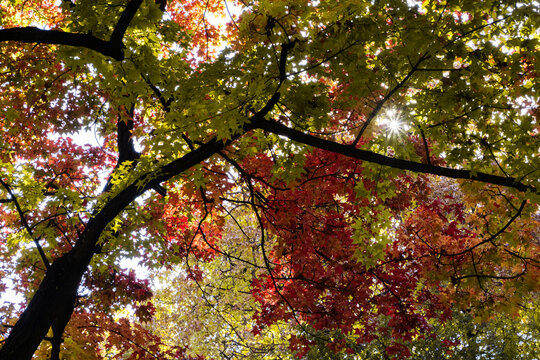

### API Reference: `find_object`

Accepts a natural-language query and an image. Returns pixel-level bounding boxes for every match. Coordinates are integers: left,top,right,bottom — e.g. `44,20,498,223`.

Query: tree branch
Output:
109,0,144,45
0,0,145,61
0,179,50,269
352,53,430,146
253,118,537,193
0,27,124,60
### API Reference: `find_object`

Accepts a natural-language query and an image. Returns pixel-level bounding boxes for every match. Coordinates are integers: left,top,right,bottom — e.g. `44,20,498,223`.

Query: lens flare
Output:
380,109,406,136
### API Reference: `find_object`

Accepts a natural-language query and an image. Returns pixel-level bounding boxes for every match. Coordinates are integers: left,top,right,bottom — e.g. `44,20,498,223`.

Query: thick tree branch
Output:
0,27,124,60
253,119,537,194
117,104,140,165
104,103,166,195
50,307,72,360
110,0,144,45
0,0,145,61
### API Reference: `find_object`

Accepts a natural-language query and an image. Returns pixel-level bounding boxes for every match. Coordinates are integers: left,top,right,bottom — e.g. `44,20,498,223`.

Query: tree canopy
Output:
0,0,538,359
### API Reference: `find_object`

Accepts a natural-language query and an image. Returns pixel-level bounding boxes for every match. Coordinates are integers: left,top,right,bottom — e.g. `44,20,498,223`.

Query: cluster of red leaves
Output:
397,187,540,311
0,43,113,248
67,311,189,360
244,148,450,357
165,0,228,60
84,267,154,322
143,189,224,266
0,0,66,28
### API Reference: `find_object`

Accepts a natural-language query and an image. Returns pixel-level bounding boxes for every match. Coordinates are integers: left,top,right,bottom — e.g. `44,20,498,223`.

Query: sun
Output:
387,118,402,134
380,109,406,136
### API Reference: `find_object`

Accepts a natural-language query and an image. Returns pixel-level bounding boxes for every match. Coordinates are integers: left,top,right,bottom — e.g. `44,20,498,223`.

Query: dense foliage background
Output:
0,0,538,359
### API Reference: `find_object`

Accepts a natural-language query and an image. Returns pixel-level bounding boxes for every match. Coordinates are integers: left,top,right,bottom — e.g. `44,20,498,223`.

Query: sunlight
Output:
387,118,402,133
380,108,406,136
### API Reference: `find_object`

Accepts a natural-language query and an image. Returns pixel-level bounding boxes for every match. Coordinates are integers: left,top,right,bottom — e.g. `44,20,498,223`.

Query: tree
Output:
0,0,538,359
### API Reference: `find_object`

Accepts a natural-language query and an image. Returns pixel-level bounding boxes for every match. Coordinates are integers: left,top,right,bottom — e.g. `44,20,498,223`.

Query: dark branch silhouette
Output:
0,0,145,60
252,118,537,194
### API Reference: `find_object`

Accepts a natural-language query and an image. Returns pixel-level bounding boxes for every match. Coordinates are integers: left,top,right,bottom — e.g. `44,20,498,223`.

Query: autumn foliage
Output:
0,0,538,359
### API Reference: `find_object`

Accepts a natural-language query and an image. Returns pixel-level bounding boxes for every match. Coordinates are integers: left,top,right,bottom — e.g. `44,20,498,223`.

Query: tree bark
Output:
0,247,91,360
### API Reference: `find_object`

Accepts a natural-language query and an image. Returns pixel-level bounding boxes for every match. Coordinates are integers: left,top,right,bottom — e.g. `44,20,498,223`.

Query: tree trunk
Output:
0,135,232,359
0,182,141,359
0,246,92,360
